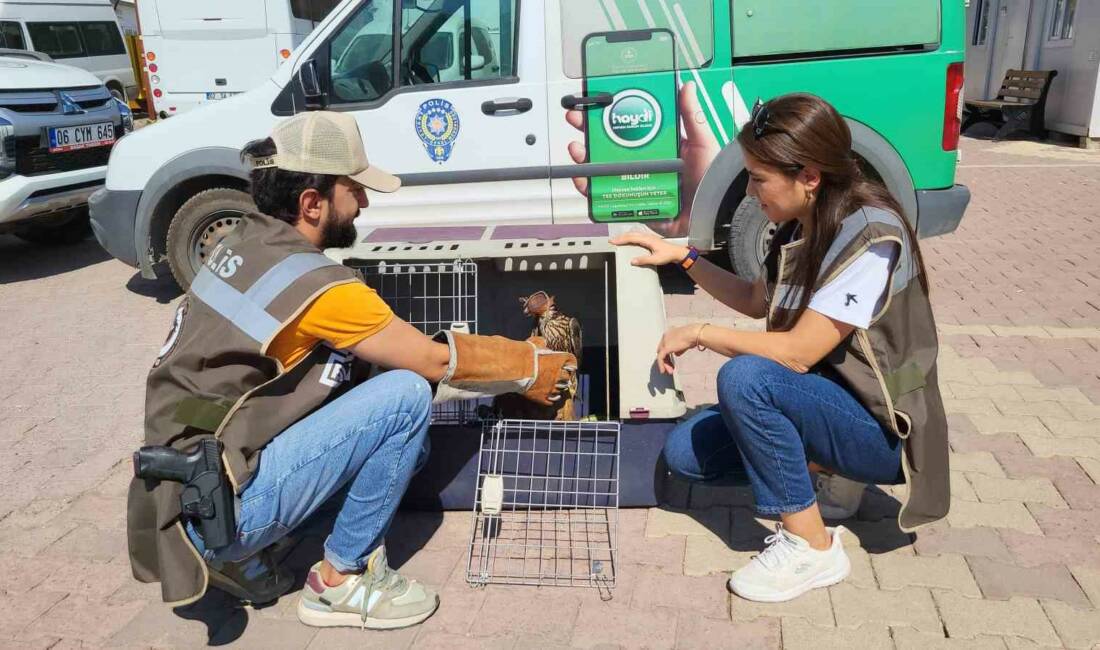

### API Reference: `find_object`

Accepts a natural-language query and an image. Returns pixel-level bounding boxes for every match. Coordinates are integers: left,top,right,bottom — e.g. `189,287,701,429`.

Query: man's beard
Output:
320,215,358,249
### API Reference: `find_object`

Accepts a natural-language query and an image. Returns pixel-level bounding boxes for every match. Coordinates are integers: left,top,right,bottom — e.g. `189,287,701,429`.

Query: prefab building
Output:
965,0,1100,142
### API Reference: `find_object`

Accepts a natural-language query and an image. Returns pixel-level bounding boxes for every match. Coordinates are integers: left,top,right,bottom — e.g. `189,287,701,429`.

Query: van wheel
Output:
726,196,778,281
14,208,91,246
167,188,253,290
109,87,125,103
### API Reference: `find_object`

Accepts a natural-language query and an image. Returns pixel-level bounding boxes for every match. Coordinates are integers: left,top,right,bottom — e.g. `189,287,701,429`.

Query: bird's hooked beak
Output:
521,290,552,317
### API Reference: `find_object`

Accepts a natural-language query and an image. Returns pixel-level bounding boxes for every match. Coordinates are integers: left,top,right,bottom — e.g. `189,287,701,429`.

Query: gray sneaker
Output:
296,546,439,630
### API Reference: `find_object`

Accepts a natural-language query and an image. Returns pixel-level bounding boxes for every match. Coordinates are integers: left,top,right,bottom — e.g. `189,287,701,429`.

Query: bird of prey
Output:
492,291,583,421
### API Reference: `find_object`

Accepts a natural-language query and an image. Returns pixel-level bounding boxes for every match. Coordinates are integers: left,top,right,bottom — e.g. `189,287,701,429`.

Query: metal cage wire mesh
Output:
356,260,482,425
467,419,619,593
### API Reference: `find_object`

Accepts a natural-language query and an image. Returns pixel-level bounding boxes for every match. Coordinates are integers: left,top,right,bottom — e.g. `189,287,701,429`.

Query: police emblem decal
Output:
414,98,461,164
153,299,189,368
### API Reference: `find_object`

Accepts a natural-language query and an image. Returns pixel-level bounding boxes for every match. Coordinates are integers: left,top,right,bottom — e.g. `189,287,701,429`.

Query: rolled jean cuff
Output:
323,537,378,574
754,495,818,516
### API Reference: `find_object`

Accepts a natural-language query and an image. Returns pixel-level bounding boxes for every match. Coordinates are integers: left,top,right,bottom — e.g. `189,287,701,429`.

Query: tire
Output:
109,87,125,103
166,188,253,290
14,208,92,246
726,195,778,281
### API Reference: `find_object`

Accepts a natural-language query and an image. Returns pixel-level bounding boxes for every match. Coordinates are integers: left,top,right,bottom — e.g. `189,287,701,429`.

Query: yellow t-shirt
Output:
268,282,394,368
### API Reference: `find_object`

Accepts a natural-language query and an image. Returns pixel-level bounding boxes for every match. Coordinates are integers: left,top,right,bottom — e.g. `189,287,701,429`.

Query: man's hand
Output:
566,80,721,238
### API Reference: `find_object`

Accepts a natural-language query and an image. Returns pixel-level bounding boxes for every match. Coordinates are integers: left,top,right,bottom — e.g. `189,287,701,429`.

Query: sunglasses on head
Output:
750,98,771,139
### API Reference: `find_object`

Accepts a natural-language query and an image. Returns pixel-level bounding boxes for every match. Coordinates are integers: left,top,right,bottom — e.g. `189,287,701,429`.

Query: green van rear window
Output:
732,0,941,60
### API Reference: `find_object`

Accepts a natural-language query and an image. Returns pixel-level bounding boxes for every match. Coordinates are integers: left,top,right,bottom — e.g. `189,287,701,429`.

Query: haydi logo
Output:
603,89,662,148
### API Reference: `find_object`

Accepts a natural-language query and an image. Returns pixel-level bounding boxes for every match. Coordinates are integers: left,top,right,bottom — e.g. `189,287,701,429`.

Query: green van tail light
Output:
943,62,965,151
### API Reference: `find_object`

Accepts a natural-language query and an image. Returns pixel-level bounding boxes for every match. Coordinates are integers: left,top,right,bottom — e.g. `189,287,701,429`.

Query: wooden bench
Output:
964,69,1058,141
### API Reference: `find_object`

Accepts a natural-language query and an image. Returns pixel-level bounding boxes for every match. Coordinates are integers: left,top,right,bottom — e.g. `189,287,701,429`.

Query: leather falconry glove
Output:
432,331,577,406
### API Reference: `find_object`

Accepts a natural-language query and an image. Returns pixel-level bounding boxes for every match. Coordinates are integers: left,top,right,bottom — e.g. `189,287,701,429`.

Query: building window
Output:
1049,0,1076,41
973,0,992,46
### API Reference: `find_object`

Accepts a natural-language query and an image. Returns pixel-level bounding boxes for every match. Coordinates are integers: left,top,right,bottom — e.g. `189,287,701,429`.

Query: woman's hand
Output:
655,324,705,375
610,230,690,268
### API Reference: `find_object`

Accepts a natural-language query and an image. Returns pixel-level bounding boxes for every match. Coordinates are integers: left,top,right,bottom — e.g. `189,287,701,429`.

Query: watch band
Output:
680,246,700,270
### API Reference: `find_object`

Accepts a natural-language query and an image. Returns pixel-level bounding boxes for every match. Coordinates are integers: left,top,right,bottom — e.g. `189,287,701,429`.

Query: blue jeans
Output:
664,356,903,515
189,369,432,573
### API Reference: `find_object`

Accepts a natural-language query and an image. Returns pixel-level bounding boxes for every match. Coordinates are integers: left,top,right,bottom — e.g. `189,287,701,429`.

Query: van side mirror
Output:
470,54,486,72
299,59,327,110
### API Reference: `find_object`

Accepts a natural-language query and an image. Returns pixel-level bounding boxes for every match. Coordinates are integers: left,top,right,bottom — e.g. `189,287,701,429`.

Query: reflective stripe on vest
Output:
245,253,339,308
190,253,339,344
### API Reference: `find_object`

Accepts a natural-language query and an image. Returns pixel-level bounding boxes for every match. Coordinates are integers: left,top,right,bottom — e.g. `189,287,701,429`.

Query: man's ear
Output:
298,188,324,225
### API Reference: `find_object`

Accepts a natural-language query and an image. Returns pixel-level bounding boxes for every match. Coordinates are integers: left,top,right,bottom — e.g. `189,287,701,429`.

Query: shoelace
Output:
346,561,410,630
754,529,802,571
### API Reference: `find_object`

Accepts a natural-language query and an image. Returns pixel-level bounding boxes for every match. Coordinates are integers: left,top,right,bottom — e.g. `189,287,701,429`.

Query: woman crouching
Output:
612,93,949,603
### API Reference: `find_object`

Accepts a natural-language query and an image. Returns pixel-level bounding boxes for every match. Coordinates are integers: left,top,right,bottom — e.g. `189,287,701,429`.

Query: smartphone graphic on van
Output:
582,29,681,223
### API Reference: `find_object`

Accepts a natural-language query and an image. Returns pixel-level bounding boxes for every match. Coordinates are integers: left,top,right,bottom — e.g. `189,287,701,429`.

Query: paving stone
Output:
106,595,244,648
0,520,79,559
972,371,1042,387
967,475,1068,509
729,586,833,627
682,532,754,577
411,631,516,650
645,507,730,539
1078,458,1100,484
948,383,1022,402
891,627,1009,650
841,519,915,553
1052,479,1100,509
968,557,1092,608
995,454,1094,483
969,414,1050,437
1028,504,1100,538
688,483,755,509
570,601,678,649
780,619,891,650
1000,530,1100,568
950,430,1031,456
1040,418,1100,439
1068,565,1100,609
829,583,942,633
415,582,486,636
0,556,57,594
674,614,780,650
946,500,1042,533
950,472,979,502
307,625,418,649
40,524,127,563
23,595,144,645
949,452,1007,477
842,545,877,590
30,561,130,601
870,553,981,597
0,589,66,638
208,613,318,649
995,400,1072,420
944,397,1000,416
1041,600,1100,649
1064,402,1100,421
1014,386,1093,405
914,525,1013,562
934,591,1061,646
630,570,729,619
473,589,581,645
1021,434,1100,459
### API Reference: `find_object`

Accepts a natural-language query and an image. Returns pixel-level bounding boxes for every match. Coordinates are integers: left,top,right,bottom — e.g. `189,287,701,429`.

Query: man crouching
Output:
126,111,576,630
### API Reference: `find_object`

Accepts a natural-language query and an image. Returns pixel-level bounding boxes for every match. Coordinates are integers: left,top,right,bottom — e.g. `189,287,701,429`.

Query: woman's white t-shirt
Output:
807,241,899,329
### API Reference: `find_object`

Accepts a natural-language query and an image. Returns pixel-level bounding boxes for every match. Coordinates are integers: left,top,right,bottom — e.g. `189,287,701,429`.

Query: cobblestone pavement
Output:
1,136,1098,649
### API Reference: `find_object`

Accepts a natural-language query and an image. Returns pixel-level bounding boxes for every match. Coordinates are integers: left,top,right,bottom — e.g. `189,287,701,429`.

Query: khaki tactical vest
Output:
127,212,369,605
764,207,950,532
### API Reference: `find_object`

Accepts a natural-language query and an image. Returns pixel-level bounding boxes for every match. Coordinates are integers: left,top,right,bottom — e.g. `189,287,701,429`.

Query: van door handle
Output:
561,93,613,110
481,97,533,115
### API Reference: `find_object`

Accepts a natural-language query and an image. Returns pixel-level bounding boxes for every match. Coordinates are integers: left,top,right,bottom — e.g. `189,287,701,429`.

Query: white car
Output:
0,54,132,243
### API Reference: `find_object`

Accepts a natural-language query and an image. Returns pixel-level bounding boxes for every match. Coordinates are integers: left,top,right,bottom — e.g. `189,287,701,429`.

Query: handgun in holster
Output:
133,438,236,550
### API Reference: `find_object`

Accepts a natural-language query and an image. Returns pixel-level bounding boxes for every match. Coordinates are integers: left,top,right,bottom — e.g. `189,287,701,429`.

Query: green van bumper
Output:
916,184,970,239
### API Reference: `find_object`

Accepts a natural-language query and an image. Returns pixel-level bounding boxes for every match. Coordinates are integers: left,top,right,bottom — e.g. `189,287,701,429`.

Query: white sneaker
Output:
814,473,866,520
728,524,850,602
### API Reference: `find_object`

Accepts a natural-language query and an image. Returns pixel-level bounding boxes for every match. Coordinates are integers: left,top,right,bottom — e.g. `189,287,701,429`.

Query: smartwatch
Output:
680,246,700,271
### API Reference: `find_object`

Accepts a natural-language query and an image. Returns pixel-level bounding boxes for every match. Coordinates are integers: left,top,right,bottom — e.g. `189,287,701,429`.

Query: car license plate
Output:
47,122,115,153
205,92,239,101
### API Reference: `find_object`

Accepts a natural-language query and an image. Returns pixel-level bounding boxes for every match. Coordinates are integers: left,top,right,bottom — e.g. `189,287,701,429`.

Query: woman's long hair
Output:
737,93,929,331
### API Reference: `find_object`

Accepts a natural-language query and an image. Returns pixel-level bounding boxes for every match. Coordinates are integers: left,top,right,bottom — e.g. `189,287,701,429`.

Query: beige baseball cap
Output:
251,111,401,193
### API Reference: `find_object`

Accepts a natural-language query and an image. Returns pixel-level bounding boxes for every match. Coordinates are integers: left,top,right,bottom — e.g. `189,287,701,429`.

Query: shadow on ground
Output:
0,234,111,283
